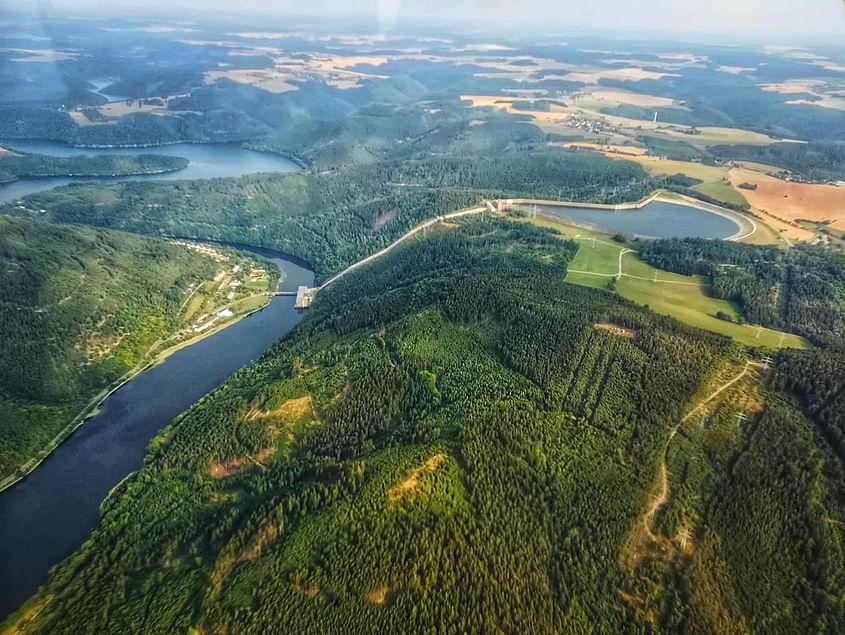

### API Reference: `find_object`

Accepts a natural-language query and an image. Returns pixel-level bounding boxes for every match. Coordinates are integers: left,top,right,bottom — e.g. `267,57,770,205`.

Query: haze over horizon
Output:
17,0,845,42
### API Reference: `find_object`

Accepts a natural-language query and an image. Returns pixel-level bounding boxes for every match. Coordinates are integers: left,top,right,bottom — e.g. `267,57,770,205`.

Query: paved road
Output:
319,206,486,289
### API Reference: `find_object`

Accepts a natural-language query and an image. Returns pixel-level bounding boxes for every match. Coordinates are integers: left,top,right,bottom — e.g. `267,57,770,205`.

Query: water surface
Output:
0,250,313,619
538,200,740,239
0,140,299,202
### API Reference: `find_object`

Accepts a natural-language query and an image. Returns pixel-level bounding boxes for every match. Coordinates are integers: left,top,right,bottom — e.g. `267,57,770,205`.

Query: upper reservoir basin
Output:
0,140,300,203
537,200,742,239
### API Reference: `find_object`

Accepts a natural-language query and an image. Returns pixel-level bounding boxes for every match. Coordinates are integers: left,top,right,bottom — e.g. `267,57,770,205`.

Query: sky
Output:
28,0,845,40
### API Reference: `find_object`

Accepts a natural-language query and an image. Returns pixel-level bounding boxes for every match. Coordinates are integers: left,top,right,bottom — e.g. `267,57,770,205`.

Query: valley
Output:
1,7,845,634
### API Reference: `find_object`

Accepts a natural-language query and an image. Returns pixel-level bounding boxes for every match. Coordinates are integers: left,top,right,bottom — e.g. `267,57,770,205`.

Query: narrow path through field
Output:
640,361,758,542
567,241,701,285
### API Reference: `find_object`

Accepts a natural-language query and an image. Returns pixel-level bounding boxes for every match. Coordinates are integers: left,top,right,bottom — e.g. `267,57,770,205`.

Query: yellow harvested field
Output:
561,142,648,155
786,97,845,112
737,161,786,174
587,90,678,108
461,95,574,125
717,65,755,75
2,48,77,62
78,100,191,119
458,43,515,52
762,80,845,111
751,208,815,243
729,168,845,232
204,69,298,93
99,101,159,116
556,67,677,83
205,53,389,91
761,80,828,94
657,125,786,146
657,52,706,63
461,95,527,111
472,93,783,148
814,60,845,73
606,155,728,181
68,110,99,126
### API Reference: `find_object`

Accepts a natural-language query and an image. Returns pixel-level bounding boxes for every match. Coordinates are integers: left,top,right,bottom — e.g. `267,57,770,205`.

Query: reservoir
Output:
0,249,314,620
0,140,300,203
537,200,742,239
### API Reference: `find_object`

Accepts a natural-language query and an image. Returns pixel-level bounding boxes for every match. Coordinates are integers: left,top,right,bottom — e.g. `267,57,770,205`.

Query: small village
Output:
168,240,274,337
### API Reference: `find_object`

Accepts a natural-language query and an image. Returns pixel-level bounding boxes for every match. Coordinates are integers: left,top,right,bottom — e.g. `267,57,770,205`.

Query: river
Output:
0,248,314,619
0,140,300,203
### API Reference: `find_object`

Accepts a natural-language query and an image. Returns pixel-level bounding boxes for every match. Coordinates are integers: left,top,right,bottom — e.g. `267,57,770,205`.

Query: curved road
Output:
642,361,761,540
319,206,486,289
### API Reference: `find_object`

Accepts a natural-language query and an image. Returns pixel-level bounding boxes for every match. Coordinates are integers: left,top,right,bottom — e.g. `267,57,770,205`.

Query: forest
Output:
0,149,187,183
1,149,655,281
709,142,845,182
9,217,843,634
0,216,216,481
3,18,845,633
637,238,845,346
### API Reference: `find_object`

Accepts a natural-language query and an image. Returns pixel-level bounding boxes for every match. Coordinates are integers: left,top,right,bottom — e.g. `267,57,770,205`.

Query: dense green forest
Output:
0,216,216,481
6,220,726,633
11,218,843,633
0,149,654,280
637,238,845,346
0,105,268,148
709,142,845,182
643,391,845,634
4,18,845,632
0,150,187,183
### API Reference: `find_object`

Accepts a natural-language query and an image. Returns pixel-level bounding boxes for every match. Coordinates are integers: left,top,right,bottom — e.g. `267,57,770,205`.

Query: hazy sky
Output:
33,0,845,40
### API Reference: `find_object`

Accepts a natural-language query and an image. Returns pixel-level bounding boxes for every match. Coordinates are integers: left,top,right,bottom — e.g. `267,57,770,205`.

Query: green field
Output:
565,235,624,275
245,279,270,291
525,216,809,349
231,294,271,313
691,180,749,208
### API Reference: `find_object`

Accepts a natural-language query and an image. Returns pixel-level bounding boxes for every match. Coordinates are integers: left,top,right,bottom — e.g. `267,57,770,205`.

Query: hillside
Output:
0,150,656,280
9,218,842,633
638,238,845,346
0,216,264,482
0,150,187,183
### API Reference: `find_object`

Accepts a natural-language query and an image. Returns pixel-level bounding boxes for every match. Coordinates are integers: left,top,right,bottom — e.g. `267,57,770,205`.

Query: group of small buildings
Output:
170,240,228,262
564,114,615,135
191,308,235,333
295,285,317,309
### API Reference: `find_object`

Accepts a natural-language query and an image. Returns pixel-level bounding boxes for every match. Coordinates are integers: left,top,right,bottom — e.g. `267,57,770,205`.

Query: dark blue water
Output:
0,251,313,619
540,200,740,239
0,141,299,203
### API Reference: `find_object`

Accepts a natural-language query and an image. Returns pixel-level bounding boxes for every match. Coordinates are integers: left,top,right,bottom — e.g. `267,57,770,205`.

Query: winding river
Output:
0,142,306,619
0,141,748,619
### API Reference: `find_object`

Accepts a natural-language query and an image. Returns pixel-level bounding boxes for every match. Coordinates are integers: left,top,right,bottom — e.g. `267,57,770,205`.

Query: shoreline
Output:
0,165,188,182
0,278,286,494
506,190,757,242
0,191,754,493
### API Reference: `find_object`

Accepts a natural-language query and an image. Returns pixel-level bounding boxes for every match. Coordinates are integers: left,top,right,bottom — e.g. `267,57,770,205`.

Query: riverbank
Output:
0,141,301,203
0,164,187,182
0,273,279,494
